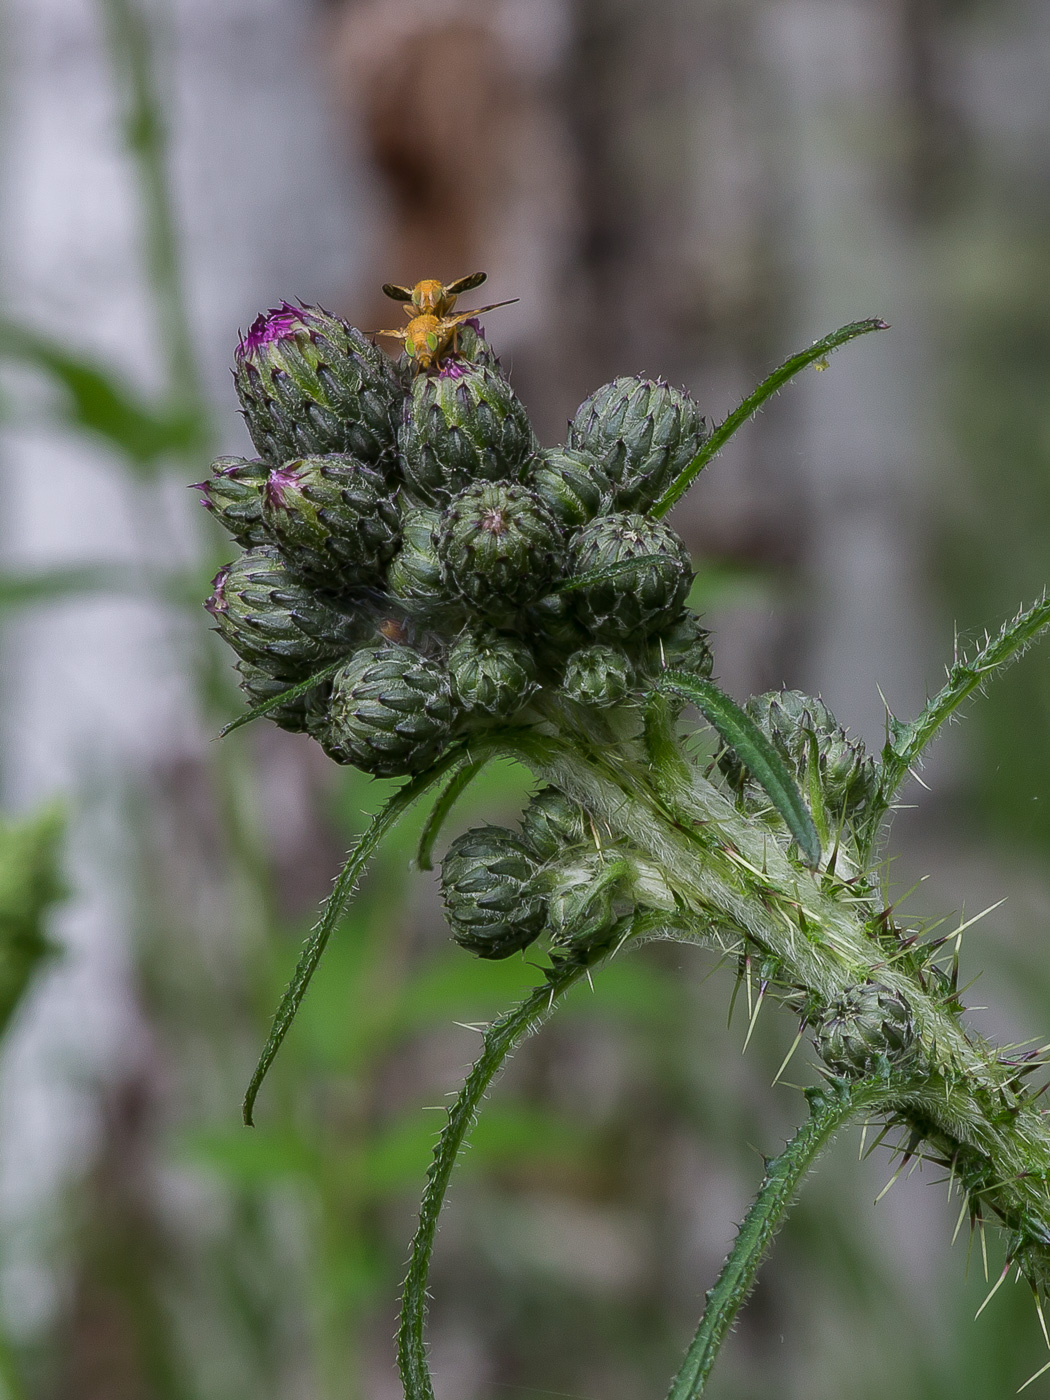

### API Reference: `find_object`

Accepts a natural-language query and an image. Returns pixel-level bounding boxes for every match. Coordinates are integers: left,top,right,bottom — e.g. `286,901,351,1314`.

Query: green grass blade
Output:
0,319,202,469
218,661,345,739
652,318,888,518
871,593,1050,836
416,756,490,871
658,672,821,868
242,749,465,1125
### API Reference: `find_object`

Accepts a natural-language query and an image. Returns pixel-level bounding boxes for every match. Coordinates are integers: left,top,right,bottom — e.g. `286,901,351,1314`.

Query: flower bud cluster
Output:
814,981,919,1079
199,301,712,766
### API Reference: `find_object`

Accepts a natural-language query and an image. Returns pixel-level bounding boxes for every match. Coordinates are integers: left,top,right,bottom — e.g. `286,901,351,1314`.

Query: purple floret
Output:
238,302,306,359
263,464,301,511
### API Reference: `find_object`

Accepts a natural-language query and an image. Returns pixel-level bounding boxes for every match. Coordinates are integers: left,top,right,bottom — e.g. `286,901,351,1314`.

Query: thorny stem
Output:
666,1082,886,1400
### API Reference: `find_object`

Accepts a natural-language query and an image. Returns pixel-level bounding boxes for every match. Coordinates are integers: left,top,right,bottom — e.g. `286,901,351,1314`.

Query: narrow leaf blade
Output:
242,749,464,1124
652,318,888,518
658,672,821,868
416,756,489,871
218,660,344,738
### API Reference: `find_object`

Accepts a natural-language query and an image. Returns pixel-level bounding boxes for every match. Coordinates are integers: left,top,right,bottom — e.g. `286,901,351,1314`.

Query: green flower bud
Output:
448,629,538,718
543,851,622,947
567,375,707,511
398,363,537,505
520,787,590,861
640,612,713,680
386,507,465,628
192,456,270,546
568,513,692,641
319,644,454,776
562,644,633,708
523,591,592,673
815,982,918,1079
440,825,546,959
205,547,365,679
234,303,403,466
261,455,400,590
437,482,564,617
234,658,331,733
528,447,609,529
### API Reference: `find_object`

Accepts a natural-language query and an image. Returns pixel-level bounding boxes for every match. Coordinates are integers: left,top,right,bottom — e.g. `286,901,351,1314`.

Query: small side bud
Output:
440,826,547,959
562,644,633,708
815,982,918,1079
519,787,590,862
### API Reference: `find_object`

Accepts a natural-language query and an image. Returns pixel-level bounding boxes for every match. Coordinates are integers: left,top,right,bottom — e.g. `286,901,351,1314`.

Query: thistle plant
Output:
199,299,1050,1397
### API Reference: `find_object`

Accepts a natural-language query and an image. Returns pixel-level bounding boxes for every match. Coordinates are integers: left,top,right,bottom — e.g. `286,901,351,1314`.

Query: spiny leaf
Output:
869,592,1050,841
218,661,345,739
651,318,888,518
416,756,489,871
242,748,465,1125
657,671,821,868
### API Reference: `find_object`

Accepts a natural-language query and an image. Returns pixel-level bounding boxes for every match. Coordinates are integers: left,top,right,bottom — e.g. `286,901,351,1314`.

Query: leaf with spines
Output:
864,592,1050,854
651,318,888,518
242,747,465,1124
657,672,821,868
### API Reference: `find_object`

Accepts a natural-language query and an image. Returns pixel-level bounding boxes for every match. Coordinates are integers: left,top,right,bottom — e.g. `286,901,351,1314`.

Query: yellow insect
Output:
371,273,517,372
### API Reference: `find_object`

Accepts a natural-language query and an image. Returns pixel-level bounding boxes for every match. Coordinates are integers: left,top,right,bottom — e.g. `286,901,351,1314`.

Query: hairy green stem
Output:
667,1081,883,1400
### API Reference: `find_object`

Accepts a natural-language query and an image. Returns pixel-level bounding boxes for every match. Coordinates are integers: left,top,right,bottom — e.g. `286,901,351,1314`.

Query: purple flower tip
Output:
439,359,470,380
204,565,230,616
238,302,308,359
264,465,301,511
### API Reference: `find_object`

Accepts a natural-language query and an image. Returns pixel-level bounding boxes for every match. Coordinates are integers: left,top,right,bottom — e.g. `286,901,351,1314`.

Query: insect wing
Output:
381,283,414,302
449,298,520,324
445,272,487,296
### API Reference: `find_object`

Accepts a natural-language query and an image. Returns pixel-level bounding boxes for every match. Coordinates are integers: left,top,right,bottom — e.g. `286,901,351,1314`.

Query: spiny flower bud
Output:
205,547,366,679
815,982,918,1079
440,825,546,959
234,302,403,466
192,457,270,546
519,787,590,862
528,447,609,529
568,513,692,641
260,455,400,591
398,363,537,505
563,644,633,708
567,375,707,511
319,644,454,777
448,629,538,718
234,659,331,734
437,482,564,617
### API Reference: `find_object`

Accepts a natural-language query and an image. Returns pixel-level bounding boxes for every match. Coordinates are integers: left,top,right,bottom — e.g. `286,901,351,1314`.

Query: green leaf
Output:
556,555,671,593
657,672,821,868
0,319,204,470
218,660,345,738
651,318,889,518
0,804,65,1039
868,593,1050,846
416,756,489,871
242,747,466,1125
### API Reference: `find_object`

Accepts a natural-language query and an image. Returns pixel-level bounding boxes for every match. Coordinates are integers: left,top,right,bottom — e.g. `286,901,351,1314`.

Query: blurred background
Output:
0,0,1049,1396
